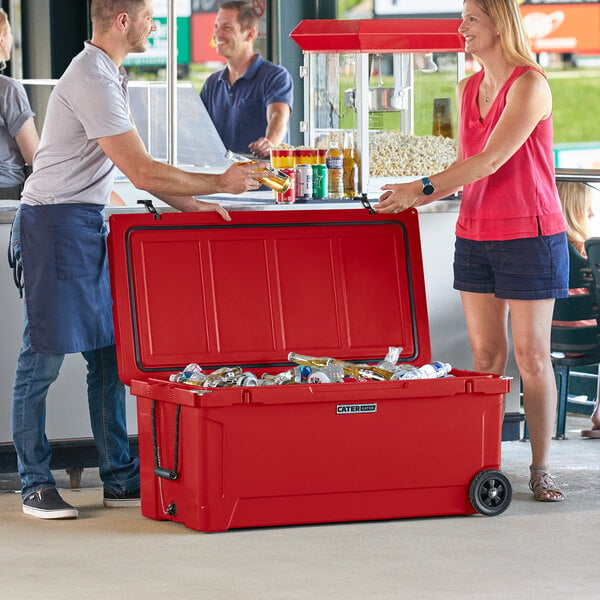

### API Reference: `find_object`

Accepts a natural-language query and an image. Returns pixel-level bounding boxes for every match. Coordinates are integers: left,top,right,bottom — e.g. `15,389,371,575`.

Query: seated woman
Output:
555,181,600,437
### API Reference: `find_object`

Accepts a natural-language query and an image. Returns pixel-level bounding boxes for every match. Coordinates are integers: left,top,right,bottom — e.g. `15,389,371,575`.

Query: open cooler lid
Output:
108,208,431,386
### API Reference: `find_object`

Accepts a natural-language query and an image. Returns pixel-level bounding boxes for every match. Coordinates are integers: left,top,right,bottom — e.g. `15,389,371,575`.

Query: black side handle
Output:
152,401,181,481
154,467,178,481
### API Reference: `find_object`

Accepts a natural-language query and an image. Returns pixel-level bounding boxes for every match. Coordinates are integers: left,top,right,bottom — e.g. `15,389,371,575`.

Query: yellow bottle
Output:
343,131,358,199
432,98,453,138
325,143,344,199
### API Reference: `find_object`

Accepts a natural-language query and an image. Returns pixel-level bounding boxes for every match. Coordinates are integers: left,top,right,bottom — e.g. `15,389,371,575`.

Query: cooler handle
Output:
151,400,180,481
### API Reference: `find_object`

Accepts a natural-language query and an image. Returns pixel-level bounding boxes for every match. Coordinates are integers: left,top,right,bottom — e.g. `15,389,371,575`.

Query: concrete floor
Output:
1,415,599,600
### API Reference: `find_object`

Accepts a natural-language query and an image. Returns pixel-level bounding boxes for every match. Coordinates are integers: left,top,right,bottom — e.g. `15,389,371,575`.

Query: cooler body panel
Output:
134,375,507,532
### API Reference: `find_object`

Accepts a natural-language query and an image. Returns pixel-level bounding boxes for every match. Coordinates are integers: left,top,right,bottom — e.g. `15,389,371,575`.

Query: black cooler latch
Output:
360,194,376,214
137,199,161,219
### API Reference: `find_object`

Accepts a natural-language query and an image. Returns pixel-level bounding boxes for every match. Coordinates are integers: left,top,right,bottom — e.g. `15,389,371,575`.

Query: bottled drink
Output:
343,131,359,199
390,361,452,380
376,346,403,376
287,352,390,381
432,98,453,138
225,150,291,193
306,364,345,384
169,363,206,385
203,366,243,387
260,368,301,386
287,352,331,369
325,143,344,199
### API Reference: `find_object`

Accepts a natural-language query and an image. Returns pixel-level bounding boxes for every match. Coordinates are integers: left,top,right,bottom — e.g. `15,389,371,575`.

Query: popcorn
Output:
315,131,457,177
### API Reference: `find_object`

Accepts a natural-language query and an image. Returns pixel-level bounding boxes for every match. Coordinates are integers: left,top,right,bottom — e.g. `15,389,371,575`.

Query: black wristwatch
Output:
421,177,435,196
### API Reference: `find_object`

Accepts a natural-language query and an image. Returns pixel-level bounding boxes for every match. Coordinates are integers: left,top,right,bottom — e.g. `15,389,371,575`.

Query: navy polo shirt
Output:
200,54,293,154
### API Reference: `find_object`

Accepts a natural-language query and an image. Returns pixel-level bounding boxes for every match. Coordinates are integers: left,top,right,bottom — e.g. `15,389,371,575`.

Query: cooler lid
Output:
108,208,431,386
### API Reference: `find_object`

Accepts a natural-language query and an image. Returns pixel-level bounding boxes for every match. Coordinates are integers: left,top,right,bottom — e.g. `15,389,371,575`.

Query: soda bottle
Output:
224,150,291,193
325,143,344,199
343,131,358,199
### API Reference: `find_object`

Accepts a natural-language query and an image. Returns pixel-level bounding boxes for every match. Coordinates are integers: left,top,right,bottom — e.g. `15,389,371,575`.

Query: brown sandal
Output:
529,466,565,502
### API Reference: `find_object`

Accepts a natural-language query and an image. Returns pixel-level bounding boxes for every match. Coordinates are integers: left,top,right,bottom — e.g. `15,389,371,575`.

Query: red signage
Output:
191,13,226,64
520,2,600,54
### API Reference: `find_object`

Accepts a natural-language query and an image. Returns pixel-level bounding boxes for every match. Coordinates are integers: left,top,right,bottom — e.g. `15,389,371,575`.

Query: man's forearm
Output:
265,103,291,146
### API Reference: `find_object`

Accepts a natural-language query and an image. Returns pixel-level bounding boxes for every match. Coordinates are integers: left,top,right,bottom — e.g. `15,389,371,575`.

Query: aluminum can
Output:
276,168,296,204
312,164,327,199
295,164,313,200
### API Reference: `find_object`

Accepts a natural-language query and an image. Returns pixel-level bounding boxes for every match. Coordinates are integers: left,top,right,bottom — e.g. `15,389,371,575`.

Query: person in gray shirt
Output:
12,0,259,520
0,8,39,199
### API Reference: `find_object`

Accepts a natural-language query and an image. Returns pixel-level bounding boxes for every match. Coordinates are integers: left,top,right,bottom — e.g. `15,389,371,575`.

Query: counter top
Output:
0,201,19,224
0,193,460,224
104,190,461,218
2,167,598,225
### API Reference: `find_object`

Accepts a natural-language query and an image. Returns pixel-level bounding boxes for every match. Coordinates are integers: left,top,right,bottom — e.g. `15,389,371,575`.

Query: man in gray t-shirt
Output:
0,76,35,191
0,4,39,198
13,0,259,521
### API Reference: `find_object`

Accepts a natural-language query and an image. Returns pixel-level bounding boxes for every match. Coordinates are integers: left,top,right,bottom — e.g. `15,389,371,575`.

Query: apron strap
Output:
7,214,23,298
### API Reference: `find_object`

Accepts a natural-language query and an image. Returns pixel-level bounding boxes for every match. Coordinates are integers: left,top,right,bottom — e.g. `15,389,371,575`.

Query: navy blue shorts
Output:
453,233,569,300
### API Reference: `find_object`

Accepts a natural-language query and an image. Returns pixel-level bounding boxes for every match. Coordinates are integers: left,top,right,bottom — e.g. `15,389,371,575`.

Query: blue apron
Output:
19,203,115,354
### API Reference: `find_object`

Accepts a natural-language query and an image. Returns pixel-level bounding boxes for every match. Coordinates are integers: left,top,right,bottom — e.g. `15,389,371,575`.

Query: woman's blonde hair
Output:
557,181,593,244
0,8,9,71
467,0,541,72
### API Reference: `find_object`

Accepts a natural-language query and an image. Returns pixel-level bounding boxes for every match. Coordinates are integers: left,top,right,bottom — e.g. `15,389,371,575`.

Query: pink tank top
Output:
456,66,565,241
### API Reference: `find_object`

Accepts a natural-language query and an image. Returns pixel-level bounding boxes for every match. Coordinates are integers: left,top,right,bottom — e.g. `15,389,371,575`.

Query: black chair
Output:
545,242,600,439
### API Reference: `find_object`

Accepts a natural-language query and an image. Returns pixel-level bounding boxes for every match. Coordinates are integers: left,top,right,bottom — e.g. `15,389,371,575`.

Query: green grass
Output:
548,69,600,143
130,63,600,145
360,67,600,144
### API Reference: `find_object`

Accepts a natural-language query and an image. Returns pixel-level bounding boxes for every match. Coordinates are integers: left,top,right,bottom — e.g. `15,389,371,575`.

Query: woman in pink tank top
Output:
375,0,568,502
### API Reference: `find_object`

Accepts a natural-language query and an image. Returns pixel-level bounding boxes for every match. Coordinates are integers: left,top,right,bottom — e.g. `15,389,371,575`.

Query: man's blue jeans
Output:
10,209,139,499
12,329,139,499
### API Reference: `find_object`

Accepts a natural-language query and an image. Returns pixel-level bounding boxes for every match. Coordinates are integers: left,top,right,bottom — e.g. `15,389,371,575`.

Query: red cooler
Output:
107,207,512,532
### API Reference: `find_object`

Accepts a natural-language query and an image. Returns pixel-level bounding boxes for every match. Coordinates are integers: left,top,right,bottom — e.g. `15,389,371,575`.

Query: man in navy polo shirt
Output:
200,1,293,158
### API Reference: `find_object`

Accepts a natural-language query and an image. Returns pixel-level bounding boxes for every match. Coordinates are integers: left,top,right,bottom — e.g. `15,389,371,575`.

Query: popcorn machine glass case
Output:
290,19,465,195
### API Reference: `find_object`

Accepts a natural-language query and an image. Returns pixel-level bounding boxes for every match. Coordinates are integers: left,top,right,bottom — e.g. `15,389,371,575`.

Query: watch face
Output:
422,178,434,195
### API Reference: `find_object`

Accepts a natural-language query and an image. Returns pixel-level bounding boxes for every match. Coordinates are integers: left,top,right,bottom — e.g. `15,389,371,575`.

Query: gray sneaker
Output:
22,487,78,520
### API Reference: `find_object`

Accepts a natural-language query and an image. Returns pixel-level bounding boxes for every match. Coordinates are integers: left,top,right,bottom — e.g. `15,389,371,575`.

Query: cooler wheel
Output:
469,469,512,516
